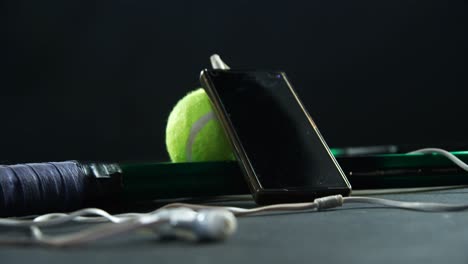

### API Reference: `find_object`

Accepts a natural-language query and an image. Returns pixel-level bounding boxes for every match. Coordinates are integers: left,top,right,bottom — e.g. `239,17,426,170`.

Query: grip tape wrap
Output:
0,161,120,217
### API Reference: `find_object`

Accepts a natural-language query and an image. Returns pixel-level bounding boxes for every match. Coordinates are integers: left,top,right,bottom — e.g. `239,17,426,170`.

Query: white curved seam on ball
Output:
186,111,216,162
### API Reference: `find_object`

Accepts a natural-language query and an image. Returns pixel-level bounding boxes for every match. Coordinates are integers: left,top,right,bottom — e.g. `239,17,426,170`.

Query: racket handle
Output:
0,161,121,217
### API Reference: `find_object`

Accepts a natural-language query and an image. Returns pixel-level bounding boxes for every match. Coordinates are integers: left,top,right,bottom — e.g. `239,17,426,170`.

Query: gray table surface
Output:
2,187,468,264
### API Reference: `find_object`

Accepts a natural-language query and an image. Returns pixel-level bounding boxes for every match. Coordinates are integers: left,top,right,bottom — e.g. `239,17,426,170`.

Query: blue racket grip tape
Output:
0,161,122,217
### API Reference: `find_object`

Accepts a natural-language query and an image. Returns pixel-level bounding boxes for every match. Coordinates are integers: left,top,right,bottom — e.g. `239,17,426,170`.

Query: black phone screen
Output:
203,70,350,192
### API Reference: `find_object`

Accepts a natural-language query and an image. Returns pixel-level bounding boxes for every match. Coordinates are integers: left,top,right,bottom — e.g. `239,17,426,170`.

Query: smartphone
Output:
200,69,351,204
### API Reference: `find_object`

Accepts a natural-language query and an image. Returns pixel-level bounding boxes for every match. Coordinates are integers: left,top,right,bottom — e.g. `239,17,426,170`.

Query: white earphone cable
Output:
1,148,468,246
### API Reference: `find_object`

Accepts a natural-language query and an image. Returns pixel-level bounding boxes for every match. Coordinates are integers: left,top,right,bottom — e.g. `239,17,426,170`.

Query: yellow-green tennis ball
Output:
166,88,235,162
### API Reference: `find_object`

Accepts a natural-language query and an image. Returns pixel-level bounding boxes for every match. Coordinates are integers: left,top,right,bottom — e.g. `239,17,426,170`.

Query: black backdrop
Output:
2,0,465,163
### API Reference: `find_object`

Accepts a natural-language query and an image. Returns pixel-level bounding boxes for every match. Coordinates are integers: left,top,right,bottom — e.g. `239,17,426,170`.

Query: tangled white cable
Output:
0,208,237,247
1,148,468,247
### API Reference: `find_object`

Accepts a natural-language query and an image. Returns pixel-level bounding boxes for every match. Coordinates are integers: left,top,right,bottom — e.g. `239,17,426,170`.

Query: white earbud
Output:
155,208,237,241
190,209,237,240
210,54,231,70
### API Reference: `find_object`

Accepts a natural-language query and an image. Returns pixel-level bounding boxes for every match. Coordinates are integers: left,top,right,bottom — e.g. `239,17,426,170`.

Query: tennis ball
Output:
166,88,235,162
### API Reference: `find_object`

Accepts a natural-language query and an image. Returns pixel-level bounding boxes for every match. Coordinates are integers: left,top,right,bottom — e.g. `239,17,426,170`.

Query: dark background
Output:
1,0,466,163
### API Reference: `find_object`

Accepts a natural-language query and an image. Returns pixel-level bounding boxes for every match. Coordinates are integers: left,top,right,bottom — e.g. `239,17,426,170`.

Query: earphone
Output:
155,208,237,241
0,148,468,246
0,207,236,246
